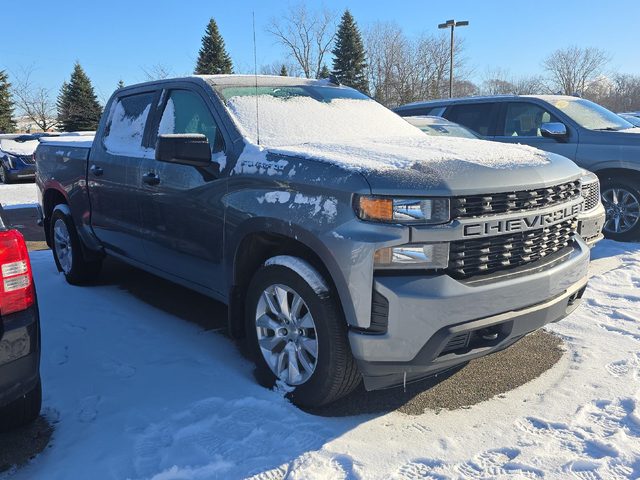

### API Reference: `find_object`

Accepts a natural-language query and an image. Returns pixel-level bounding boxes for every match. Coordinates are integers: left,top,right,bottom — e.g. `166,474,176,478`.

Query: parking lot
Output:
0,198,639,479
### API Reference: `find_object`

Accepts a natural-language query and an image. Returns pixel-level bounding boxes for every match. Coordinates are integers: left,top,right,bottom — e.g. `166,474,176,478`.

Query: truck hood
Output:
269,137,582,196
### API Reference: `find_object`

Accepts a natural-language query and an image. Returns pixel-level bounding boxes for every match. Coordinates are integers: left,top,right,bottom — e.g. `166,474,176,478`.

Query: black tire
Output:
600,176,640,242
50,206,102,285
0,378,42,432
0,164,11,184
245,258,361,407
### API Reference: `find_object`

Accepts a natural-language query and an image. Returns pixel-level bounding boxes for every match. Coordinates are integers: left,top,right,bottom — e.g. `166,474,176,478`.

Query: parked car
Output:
402,115,606,247
36,76,590,407
619,114,640,127
0,134,39,183
0,205,41,431
395,95,640,241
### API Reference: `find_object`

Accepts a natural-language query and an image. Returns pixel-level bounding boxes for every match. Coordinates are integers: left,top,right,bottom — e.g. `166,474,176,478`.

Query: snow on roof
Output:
225,94,549,171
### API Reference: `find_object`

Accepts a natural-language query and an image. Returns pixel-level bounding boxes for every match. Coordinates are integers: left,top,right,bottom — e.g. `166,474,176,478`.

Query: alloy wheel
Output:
255,284,318,385
53,218,73,274
602,187,640,234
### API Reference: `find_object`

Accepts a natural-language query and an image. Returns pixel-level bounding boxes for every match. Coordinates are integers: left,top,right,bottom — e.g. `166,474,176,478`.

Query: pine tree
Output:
0,70,17,133
194,18,234,75
117,79,125,89
57,62,103,132
317,65,330,79
279,65,288,77
331,9,370,94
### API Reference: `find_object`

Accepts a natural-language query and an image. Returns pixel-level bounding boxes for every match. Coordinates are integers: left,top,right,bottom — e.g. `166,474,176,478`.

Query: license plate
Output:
578,217,601,239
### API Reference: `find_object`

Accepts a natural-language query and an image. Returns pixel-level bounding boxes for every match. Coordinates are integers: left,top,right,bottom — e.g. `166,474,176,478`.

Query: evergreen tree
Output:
331,9,370,94
317,65,330,79
117,79,125,89
279,65,288,77
0,70,17,133
57,62,103,132
194,18,234,75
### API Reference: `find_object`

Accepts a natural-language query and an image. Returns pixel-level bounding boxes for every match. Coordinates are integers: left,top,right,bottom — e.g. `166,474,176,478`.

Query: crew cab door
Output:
138,87,228,295
89,90,159,260
493,101,578,160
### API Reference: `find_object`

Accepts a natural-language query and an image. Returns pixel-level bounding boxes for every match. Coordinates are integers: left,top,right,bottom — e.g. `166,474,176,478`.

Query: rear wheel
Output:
50,206,102,284
0,378,42,432
245,256,361,407
601,177,640,241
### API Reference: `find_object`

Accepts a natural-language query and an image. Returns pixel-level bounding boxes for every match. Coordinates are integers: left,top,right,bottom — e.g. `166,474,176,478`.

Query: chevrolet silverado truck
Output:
35,76,590,407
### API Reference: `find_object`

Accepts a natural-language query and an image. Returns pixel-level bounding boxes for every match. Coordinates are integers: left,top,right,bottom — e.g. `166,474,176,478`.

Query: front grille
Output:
582,180,600,212
19,155,35,165
451,180,581,219
448,219,577,278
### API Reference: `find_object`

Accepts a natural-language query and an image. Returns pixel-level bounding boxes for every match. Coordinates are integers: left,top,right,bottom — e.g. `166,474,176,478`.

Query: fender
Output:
587,160,640,175
226,216,358,328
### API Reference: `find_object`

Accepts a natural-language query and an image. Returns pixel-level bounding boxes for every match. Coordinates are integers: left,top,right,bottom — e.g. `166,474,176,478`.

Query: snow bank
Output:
0,183,38,207
226,94,549,172
11,241,640,480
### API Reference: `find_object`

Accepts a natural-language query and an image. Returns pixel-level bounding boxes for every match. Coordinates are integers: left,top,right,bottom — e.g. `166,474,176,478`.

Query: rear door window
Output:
103,92,155,157
501,102,560,137
446,103,497,136
157,90,224,153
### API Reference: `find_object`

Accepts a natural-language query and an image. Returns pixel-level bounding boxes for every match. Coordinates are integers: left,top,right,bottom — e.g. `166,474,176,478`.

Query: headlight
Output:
374,243,450,270
355,195,450,224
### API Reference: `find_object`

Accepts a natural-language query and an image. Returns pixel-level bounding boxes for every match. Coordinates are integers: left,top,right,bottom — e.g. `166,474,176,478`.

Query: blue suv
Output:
0,134,40,183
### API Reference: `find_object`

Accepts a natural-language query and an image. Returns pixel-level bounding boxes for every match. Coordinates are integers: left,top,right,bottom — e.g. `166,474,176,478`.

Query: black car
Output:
0,205,41,431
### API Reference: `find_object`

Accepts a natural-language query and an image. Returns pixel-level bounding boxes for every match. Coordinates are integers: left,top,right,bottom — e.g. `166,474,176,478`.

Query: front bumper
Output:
6,165,36,181
348,237,590,390
578,203,606,247
0,302,41,408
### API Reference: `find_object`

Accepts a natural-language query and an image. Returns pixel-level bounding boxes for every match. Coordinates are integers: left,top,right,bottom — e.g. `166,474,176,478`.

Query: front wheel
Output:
50,206,102,285
601,177,640,242
0,165,11,184
245,256,361,407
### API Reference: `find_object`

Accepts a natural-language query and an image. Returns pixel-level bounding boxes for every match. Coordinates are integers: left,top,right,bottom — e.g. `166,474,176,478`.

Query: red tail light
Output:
0,230,35,316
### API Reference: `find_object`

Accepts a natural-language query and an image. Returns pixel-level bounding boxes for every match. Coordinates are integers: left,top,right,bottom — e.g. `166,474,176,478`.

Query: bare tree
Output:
9,64,57,131
266,3,338,79
541,46,612,96
140,63,174,82
363,22,471,107
481,66,544,95
260,60,302,77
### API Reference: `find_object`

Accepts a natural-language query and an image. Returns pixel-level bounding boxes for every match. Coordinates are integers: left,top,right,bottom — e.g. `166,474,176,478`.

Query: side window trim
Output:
142,89,163,149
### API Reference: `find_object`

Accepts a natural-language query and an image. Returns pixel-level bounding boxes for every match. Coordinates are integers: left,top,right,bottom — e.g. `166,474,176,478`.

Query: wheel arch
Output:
226,218,353,339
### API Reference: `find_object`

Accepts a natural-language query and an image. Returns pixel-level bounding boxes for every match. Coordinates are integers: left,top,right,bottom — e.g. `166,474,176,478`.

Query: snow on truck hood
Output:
226,94,552,174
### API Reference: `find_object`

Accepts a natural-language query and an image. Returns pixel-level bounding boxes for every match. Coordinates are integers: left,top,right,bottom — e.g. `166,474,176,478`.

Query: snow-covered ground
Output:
0,183,38,209
5,241,640,480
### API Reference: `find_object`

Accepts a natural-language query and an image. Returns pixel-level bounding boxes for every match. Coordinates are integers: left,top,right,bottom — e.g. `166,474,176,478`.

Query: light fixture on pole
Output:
438,19,469,98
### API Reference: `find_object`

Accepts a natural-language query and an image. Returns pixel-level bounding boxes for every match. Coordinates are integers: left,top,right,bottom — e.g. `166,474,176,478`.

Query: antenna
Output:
253,12,261,146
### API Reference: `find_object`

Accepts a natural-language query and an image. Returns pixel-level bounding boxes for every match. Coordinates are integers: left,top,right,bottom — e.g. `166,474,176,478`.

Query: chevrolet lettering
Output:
463,203,583,237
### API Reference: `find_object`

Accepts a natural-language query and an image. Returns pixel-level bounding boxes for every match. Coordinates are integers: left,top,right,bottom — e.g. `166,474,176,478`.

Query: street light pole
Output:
438,19,469,99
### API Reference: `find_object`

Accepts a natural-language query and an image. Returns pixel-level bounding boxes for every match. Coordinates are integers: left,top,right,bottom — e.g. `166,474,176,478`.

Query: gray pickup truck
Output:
36,76,590,407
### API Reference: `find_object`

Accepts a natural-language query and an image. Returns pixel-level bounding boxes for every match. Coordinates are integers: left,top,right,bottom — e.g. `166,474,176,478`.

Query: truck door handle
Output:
90,165,103,176
142,172,160,185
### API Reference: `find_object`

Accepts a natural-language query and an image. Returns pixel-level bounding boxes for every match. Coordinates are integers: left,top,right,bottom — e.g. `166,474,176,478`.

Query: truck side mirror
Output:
540,123,569,143
156,134,212,167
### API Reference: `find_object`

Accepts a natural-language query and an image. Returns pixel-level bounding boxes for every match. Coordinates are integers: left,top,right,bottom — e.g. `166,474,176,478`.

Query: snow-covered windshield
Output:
0,137,39,155
221,85,423,147
548,98,634,131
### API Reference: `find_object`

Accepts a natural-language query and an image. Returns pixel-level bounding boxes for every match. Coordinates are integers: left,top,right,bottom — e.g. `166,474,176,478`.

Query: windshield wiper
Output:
592,127,620,131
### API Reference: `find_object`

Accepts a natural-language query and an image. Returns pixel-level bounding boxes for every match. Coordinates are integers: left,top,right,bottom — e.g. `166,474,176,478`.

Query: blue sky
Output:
2,0,638,102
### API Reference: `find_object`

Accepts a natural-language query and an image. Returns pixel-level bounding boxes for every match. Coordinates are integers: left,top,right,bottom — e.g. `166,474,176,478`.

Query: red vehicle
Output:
0,205,41,430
